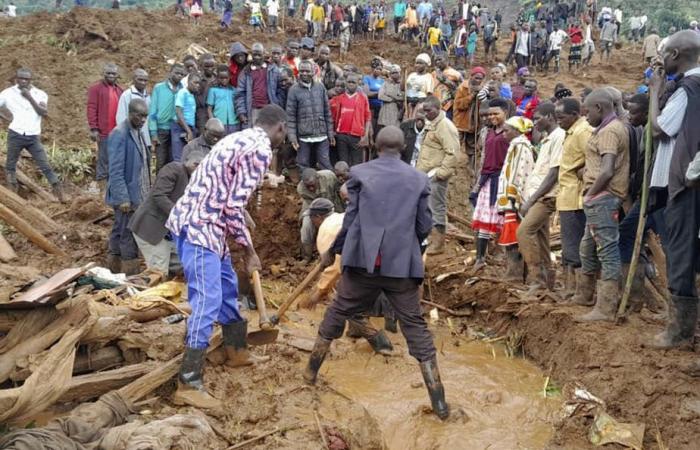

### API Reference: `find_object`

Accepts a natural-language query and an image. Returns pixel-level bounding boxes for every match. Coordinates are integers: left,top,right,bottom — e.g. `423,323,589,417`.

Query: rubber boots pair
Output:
621,263,646,313
570,270,596,306
426,228,446,255
420,356,450,420
650,295,698,350
575,279,620,322
303,336,332,385
504,246,525,282
222,320,270,367
173,347,222,409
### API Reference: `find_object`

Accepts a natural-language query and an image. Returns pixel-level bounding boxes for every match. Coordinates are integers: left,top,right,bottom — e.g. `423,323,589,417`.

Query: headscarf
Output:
470,66,486,77
415,53,431,66
516,67,530,77
505,116,533,134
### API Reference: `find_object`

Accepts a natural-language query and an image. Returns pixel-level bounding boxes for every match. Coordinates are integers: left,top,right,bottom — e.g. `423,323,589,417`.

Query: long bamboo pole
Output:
617,110,652,316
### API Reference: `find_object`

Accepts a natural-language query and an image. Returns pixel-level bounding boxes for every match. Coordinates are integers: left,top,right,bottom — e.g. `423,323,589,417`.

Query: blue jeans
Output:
580,194,622,280
618,200,667,264
176,232,243,349
170,122,197,162
297,139,332,170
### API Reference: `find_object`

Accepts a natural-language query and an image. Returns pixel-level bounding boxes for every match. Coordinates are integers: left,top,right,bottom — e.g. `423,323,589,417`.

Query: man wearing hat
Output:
129,150,205,276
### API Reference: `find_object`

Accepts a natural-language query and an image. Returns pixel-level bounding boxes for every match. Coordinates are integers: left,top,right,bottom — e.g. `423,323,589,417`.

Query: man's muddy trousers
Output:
318,268,436,362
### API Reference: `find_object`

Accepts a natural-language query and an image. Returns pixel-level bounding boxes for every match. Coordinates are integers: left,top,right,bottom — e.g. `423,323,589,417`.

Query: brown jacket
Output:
452,80,479,133
416,111,460,180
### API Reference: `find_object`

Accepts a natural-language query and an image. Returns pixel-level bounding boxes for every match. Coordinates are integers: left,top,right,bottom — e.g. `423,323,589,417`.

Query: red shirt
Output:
285,56,299,78
482,128,509,175
229,60,242,87
250,66,269,108
334,92,371,137
569,27,583,44
86,80,123,138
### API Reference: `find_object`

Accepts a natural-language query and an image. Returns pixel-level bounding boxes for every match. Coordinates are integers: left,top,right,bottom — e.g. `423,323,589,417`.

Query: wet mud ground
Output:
1,7,698,450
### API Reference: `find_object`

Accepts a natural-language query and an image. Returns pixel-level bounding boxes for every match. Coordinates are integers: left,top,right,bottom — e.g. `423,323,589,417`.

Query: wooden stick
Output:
314,411,330,450
226,423,301,450
0,183,60,232
447,211,472,228
0,162,57,202
618,110,652,316
0,203,66,256
420,299,472,317
0,232,17,262
273,263,322,321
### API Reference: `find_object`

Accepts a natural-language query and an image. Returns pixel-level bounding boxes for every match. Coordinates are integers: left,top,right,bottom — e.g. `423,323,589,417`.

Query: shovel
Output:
270,263,323,325
246,270,279,346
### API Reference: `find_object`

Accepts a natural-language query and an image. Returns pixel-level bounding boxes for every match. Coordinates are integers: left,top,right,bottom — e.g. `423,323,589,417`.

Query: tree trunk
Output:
0,184,59,232
0,203,66,256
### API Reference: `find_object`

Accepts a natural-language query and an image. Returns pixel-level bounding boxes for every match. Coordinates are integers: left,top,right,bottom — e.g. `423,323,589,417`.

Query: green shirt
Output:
148,80,182,137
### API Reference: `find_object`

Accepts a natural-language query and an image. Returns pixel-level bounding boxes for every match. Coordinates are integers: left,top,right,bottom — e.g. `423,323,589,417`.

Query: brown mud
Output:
0,6,692,450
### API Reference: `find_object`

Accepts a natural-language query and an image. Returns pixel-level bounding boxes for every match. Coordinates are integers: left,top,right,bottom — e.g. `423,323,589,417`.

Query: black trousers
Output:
560,209,586,268
318,269,436,362
155,129,172,174
336,134,363,166
664,188,700,297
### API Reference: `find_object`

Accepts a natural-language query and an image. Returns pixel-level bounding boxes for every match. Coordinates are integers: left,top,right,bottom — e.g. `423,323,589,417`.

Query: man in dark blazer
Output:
302,126,449,420
105,98,150,276
128,151,204,277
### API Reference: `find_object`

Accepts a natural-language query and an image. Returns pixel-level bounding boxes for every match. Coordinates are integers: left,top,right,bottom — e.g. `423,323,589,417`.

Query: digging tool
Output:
247,270,279,346
270,263,323,325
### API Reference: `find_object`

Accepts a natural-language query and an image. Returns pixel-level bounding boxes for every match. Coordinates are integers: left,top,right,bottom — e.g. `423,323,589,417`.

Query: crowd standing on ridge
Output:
1,0,699,421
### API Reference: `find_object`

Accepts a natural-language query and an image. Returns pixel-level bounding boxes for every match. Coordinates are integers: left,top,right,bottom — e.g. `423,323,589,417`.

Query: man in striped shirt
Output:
166,104,287,409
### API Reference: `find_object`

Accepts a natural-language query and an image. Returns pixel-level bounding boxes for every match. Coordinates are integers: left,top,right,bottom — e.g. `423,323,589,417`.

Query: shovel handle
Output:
251,270,272,329
274,263,323,322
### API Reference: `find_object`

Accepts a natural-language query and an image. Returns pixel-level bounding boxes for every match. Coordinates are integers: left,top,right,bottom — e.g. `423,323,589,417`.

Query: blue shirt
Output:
417,2,432,22
394,1,407,18
500,83,513,100
175,89,197,127
207,86,239,126
362,75,385,109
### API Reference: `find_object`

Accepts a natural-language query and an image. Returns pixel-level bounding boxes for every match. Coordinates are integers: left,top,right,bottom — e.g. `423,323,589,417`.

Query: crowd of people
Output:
1,0,699,421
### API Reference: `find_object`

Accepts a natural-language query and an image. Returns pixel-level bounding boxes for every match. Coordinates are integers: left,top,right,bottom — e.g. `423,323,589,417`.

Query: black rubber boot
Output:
474,237,488,269
173,347,221,408
384,316,398,333
367,330,394,355
504,245,524,282
420,356,449,420
303,336,332,385
651,295,698,350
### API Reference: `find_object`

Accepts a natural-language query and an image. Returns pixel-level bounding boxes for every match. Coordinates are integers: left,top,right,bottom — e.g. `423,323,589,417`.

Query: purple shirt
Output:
482,128,510,174
166,127,272,256
251,66,270,109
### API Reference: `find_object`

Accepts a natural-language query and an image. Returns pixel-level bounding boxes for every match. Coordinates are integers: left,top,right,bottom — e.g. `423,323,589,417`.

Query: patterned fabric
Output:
498,211,519,246
166,127,272,257
497,135,535,212
472,181,503,235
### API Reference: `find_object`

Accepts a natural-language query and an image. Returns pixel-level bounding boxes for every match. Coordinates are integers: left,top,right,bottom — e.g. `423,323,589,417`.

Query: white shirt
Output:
640,15,648,26
0,85,47,135
247,1,261,14
613,8,622,23
461,2,469,21
629,16,642,30
116,85,151,146
516,31,530,56
455,27,467,47
304,3,313,21
549,29,568,51
650,67,700,187
267,0,279,16
7,5,16,17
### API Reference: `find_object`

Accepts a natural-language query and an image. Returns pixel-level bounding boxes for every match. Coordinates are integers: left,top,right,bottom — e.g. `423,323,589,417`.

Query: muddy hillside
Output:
0,6,696,450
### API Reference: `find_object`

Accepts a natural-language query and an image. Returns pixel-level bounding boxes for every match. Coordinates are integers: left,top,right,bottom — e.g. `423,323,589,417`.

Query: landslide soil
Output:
2,7,693,450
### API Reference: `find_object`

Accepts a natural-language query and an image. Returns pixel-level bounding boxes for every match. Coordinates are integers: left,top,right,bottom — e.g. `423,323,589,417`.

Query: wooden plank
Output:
57,362,158,404
0,184,59,232
4,267,84,308
447,211,472,228
0,203,66,257
0,232,17,262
